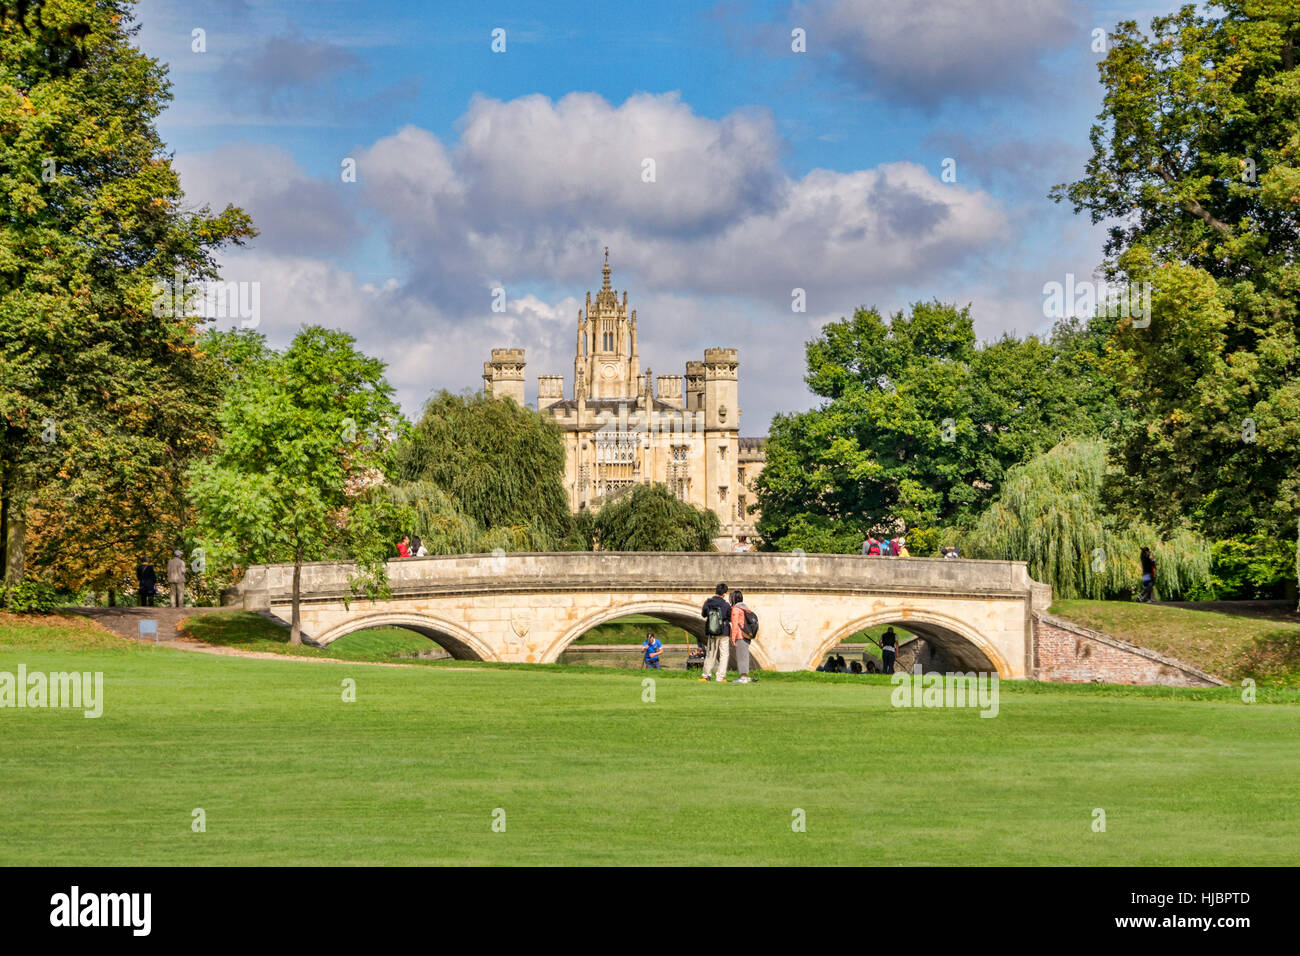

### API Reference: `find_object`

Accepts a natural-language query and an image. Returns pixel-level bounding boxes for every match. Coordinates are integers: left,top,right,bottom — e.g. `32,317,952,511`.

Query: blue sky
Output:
133,0,1187,430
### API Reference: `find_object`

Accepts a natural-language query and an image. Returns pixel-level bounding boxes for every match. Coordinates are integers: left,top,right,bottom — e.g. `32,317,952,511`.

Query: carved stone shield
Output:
780,608,800,635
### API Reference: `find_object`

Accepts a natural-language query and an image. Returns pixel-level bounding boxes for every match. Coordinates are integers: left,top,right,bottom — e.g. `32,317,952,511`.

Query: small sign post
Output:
139,619,159,645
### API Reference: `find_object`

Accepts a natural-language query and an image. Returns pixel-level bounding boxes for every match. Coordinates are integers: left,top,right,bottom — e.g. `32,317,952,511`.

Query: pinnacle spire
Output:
601,246,611,291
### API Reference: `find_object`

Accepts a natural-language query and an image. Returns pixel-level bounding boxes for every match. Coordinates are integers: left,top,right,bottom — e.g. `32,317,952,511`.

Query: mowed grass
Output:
179,612,439,662
1050,600,1300,686
1,614,1298,866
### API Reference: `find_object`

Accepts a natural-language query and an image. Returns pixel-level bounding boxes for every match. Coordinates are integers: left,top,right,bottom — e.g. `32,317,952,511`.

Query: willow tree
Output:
963,441,1210,600
392,391,573,550
593,483,719,552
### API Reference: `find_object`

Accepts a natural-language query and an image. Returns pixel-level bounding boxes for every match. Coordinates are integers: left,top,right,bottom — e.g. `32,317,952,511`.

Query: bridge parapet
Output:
235,552,1048,607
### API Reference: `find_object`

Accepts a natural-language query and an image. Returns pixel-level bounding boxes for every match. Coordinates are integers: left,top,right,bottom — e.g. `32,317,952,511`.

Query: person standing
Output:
166,550,186,608
641,631,663,669
732,535,752,553
896,537,910,557
729,588,756,684
700,582,731,682
1139,547,1157,603
881,627,898,674
136,559,157,607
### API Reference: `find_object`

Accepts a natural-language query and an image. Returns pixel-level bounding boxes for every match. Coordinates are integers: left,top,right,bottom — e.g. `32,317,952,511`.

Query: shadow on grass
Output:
1233,628,1300,687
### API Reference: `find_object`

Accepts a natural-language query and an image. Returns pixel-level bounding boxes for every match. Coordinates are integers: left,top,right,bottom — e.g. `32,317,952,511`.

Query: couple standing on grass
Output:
699,583,758,684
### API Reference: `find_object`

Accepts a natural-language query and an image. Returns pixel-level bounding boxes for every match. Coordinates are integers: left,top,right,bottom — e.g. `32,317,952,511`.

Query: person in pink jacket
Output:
729,589,755,684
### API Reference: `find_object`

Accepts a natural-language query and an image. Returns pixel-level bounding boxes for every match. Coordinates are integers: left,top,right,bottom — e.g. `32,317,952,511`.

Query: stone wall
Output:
1032,612,1224,687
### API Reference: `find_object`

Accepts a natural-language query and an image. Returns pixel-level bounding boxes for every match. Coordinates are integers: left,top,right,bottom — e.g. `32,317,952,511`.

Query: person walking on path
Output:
700,582,731,682
166,550,186,608
136,559,157,607
729,588,756,684
1139,547,1157,603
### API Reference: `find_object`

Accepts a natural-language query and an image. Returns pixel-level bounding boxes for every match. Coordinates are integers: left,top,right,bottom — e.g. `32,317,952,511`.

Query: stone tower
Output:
483,348,526,405
483,250,766,549
576,247,639,400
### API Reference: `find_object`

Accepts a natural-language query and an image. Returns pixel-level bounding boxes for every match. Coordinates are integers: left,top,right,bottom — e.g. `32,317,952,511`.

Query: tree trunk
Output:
1295,516,1299,613
290,549,303,645
0,459,26,585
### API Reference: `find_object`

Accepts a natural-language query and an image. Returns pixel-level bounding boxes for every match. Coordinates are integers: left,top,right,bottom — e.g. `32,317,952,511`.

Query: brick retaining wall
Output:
1032,612,1224,687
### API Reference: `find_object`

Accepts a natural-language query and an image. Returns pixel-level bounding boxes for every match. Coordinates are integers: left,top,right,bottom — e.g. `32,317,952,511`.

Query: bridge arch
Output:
542,599,775,670
311,612,495,662
811,608,1009,677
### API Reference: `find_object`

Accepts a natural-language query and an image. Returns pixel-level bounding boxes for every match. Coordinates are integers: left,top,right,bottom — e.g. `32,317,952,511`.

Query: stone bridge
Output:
235,552,1053,677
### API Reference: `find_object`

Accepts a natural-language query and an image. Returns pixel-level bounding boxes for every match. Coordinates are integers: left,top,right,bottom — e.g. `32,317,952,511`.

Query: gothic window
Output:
671,444,689,462
718,485,728,504
718,445,728,461
738,495,747,521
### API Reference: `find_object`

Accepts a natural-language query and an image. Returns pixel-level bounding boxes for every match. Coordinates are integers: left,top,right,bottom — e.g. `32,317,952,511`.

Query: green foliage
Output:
188,327,406,640
0,578,56,613
393,391,573,550
771,514,863,555
1185,533,1299,600
0,1,254,586
1054,3,1300,565
592,483,719,551
756,303,1110,550
963,440,1210,599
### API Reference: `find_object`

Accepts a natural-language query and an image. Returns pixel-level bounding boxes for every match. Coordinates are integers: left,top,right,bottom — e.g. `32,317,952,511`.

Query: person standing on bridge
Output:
700,583,731,682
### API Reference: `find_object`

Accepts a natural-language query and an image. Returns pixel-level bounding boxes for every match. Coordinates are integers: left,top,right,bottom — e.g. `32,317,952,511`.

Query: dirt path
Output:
1161,599,1300,624
62,606,479,670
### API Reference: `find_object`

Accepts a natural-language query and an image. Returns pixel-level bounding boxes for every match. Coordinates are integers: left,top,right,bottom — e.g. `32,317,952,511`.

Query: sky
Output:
131,0,1187,433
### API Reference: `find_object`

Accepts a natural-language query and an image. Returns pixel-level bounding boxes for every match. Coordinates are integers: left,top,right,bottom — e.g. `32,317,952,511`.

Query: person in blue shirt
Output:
641,631,663,669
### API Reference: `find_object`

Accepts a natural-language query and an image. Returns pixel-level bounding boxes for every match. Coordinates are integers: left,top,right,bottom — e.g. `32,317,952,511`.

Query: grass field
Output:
2,612,1298,865
1051,600,1300,686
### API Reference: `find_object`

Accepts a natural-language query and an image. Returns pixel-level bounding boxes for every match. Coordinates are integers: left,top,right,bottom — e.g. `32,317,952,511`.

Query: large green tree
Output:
755,302,1109,550
189,328,405,643
1052,1,1300,594
962,440,1210,600
0,0,254,587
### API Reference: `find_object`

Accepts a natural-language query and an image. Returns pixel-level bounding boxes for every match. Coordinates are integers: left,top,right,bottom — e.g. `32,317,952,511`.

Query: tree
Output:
592,483,719,551
189,328,405,643
393,390,574,548
0,0,254,587
1052,2,1300,602
963,440,1211,600
755,302,1108,550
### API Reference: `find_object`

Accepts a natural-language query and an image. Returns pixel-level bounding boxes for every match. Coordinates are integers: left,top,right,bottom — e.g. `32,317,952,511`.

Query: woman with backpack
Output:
729,589,757,684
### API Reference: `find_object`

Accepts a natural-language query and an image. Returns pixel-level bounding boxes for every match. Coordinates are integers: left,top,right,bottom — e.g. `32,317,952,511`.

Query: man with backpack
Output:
729,588,758,684
700,583,731,682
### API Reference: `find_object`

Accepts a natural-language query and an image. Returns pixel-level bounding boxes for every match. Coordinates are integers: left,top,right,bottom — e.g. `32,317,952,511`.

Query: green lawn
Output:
2,612,1298,865
179,612,441,662
1050,600,1300,686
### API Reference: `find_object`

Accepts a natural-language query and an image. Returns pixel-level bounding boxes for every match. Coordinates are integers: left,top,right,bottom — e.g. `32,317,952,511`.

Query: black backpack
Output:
742,608,759,638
